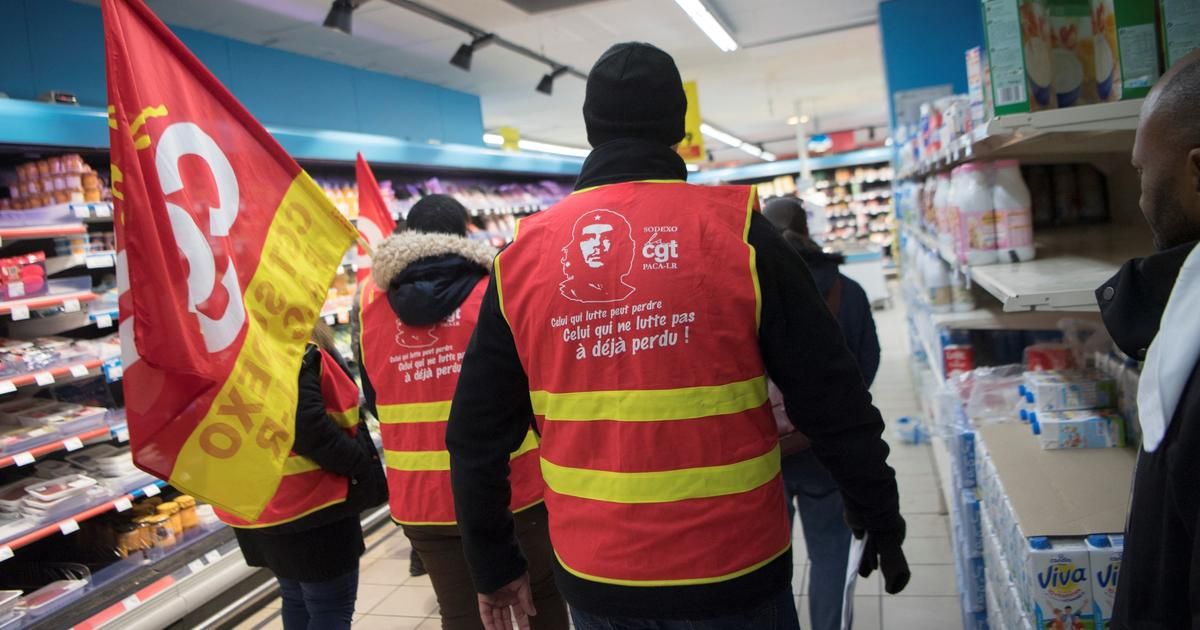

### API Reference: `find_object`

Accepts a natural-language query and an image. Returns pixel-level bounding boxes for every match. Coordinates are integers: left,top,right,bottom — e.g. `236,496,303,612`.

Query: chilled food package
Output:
64,444,123,472
0,591,19,618
0,612,23,630
1031,409,1126,449
0,478,40,514
32,459,76,479
1025,537,1095,630
1021,370,1116,412
19,403,107,434
25,473,97,502
1087,534,1123,627
0,419,57,455
16,579,88,613
0,338,93,377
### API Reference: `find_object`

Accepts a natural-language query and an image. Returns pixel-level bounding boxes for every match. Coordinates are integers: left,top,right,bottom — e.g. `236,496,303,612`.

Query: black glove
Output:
845,512,911,594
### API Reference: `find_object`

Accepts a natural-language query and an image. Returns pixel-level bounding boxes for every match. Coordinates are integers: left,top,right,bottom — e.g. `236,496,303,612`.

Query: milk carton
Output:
1031,410,1126,449
1027,537,1094,630
1090,0,1160,101
1087,534,1123,629
1023,371,1117,412
982,0,1057,115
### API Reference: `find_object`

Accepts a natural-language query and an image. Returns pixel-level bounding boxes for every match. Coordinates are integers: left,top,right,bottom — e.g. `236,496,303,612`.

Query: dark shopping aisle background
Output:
235,295,960,630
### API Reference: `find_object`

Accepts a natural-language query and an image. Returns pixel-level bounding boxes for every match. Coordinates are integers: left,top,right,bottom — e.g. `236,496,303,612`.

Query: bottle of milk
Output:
1026,537,1094,630
1086,534,1123,630
993,160,1036,262
925,251,952,314
934,173,956,262
953,163,998,266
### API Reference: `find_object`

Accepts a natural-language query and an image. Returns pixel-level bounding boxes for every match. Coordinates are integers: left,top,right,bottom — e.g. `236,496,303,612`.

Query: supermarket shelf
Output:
977,422,1134,537
0,289,97,318
0,479,168,555
899,99,1142,179
81,505,392,630
903,224,1151,313
689,147,892,184
931,435,954,516
0,358,105,394
0,99,582,177
0,423,110,469
929,304,1101,330
321,296,354,325
70,202,115,221
46,251,117,275
0,223,87,243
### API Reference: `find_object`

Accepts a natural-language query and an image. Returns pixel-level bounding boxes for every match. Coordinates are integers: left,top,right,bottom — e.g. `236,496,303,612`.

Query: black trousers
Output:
403,503,569,630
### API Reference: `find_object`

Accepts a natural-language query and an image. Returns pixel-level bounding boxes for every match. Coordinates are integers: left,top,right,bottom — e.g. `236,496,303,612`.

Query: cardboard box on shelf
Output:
1159,0,1200,68
1090,0,1160,101
1048,0,1101,107
982,0,1056,115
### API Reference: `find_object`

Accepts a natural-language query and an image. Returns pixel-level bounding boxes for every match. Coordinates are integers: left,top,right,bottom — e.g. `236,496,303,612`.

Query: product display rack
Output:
899,97,1148,629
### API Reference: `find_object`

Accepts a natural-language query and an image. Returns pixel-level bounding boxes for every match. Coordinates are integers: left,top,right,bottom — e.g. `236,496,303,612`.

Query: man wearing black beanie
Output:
447,42,908,630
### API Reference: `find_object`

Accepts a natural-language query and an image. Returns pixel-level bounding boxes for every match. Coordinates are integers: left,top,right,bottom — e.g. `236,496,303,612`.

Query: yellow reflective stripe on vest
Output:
329,407,359,429
385,430,540,472
542,444,780,504
282,455,320,475
529,376,767,422
377,400,452,424
554,544,791,588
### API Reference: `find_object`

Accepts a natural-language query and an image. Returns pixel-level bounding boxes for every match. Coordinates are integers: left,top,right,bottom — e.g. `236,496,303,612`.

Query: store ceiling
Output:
90,0,889,163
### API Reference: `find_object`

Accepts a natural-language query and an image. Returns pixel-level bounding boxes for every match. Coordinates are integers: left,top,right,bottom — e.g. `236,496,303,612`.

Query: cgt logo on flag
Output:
105,0,358,521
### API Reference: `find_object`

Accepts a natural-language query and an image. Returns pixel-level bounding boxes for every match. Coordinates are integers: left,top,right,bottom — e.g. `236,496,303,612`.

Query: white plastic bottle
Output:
924,250,952,313
953,163,998,266
993,160,1036,263
933,173,954,259
950,268,975,312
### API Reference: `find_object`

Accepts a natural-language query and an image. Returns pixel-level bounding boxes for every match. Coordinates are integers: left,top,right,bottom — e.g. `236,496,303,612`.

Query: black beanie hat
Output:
407,194,469,237
583,42,687,148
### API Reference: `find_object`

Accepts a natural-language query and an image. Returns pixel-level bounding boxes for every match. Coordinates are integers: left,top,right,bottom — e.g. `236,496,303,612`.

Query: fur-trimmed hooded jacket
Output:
357,231,496,425
370,231,497,326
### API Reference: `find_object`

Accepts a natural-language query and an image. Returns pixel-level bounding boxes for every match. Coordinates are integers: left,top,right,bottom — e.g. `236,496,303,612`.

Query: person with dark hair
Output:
762,196,880,630
358,194,567,630
1096,51,1200,629
221,320,387,630
446,42,908,630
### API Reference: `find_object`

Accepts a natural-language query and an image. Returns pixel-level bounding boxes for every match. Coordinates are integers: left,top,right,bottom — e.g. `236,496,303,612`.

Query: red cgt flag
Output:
104,0,357,520
354,153,397,282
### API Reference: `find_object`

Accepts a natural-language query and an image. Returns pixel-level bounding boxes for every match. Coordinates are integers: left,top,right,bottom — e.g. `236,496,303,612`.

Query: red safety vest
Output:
217,345,361,528
359,276,543,525
495,181,790,586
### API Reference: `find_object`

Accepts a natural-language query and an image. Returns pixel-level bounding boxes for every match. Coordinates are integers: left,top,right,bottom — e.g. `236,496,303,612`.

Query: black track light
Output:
323,0,356,35
536,67,569,95
450,34,494,71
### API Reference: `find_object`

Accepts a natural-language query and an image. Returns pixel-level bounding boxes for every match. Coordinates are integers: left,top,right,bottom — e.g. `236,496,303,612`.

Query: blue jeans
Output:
569,587,800,629
784,450,852,630
276,570,358,630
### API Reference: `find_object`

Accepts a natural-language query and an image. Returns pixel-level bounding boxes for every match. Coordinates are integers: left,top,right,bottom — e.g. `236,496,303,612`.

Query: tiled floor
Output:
236,298,960,629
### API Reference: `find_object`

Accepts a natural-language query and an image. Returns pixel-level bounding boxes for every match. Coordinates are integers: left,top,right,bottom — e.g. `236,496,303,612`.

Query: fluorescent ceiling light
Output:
483,133,590,158
699,122,742,148
786,116,800,126
673,0,738,52
700,122,775,162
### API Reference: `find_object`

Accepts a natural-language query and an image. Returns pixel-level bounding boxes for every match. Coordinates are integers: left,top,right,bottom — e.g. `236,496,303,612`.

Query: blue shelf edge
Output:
0,100,582,177
689,147,893,184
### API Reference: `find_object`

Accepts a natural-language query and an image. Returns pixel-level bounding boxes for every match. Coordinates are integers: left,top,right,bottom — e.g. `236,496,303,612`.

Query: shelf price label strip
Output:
72,574,178,630
1,291,98,319
0,360,104,397
0,480,168,556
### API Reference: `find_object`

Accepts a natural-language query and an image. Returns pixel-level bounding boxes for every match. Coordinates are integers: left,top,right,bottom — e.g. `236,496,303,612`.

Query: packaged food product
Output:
16,579,88,612
1159,0,1200,67
175,495,198,530
1026,538,1094,629
1048,0,1100,107
982,0,1056,115
157,501,182,535
993,160,1036,262
114,521,143,558
1087,534,1122,627
953,163,998,265
1091,0,1159,102
1025,342,1076,370
0,590,20,616
0,612,24,630
1022,370,1116,411
25,473,97,502
1031,409,1126,448
145,513,176,549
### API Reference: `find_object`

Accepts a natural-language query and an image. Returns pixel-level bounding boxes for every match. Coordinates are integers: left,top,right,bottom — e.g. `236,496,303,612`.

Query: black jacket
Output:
234,344,387,581
359,231,497,421
445,138,900,619
799,247,881,388
1098,240,1200,630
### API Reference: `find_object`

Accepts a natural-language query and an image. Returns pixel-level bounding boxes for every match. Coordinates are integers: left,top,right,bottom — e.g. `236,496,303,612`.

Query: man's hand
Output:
846,512,911,594
478,573,537,630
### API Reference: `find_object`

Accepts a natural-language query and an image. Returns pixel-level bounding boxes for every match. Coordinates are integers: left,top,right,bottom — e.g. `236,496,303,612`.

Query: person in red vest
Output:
447,42,910,630
221,321,387,630
359,195,568,630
